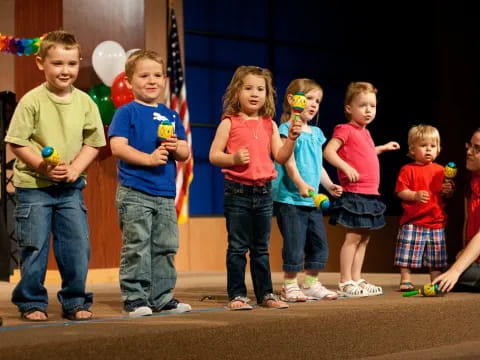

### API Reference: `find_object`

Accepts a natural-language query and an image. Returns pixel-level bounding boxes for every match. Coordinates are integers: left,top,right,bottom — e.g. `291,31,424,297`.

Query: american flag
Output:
166,6,193,224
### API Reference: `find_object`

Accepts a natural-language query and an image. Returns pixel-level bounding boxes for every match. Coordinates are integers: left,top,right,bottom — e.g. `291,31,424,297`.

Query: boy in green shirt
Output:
5,30,106,321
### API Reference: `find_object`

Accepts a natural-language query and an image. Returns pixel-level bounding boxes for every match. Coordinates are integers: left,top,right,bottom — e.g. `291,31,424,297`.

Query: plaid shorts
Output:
394,223,447,269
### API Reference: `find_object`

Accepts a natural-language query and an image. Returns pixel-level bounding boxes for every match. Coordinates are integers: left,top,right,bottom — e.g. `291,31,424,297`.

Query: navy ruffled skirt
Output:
328,192,386,230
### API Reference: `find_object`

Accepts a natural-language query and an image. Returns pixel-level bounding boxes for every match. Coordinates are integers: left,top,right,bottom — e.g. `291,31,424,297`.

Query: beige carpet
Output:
1,272,479,359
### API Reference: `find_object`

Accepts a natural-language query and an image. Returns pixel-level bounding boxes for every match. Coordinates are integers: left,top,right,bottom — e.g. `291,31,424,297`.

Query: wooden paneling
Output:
0,0,15,92
14,0,62,99
63,0,144,91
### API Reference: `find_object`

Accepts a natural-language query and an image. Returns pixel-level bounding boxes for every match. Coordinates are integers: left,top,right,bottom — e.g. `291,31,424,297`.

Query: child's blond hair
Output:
125,50,165,79
344,81,377,120
280,78,323,123
407,124,441,159
222,65,276,118
37,30,81,59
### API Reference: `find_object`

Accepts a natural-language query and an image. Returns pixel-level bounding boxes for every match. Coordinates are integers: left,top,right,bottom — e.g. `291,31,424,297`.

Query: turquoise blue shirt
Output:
272,122,326,206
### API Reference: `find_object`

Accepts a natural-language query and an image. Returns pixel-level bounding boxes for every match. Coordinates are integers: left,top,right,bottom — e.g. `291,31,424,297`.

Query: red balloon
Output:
111,72,134,108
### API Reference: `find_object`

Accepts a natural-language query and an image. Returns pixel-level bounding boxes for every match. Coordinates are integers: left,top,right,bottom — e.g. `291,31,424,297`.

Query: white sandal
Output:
355,279,383,296
338,280,368,298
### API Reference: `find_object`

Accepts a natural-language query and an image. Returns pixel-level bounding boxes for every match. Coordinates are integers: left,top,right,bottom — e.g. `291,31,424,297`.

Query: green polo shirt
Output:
5,83,106,188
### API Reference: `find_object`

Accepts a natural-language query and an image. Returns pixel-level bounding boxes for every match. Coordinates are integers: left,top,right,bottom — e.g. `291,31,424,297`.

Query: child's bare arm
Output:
320,167,343,197
324,138,359,183
271,121,300,164
8,143,66,181
376,141,400,154
209,119,247,167
283,147,312,197
63,145,100,183
397,189,430,203
110,136,169,167
163,136,190,161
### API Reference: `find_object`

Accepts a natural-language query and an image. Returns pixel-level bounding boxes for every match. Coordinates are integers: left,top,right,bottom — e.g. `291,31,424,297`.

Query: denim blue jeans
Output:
116,186,178,310
223,180,274,303
274,202,329,273
12,178,93,314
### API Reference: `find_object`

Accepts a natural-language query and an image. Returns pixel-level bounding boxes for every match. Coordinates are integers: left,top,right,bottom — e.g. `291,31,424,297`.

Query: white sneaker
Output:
303,282,339,300
128,306,153,317
280,282,308,302
159,298,192,314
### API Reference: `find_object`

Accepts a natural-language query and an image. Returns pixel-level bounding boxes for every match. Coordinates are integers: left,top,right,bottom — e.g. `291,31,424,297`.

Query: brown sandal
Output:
399,282,415,292
226,296,253,311
261,293,289,309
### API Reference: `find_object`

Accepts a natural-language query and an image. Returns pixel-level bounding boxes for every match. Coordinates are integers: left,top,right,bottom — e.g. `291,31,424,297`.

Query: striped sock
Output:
304,275,318,288
284,278,297,286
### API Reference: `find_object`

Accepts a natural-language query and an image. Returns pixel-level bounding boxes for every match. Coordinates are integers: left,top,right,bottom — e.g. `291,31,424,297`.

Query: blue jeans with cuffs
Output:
116,186,178,311
12,178,93,314
274,202,329,273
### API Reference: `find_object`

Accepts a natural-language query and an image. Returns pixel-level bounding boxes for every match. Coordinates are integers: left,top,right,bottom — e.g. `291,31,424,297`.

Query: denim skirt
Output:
328,192,386,230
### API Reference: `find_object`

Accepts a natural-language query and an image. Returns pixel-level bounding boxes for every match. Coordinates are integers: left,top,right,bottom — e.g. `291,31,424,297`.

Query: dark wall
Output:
183,1,480,260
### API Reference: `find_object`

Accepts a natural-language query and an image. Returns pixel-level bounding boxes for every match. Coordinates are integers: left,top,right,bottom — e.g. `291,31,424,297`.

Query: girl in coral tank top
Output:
209,66,301,310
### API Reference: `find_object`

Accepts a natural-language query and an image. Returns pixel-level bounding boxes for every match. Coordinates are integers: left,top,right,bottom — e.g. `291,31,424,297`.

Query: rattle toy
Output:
444,162,457,181
41,146,60,166
292,91,307,123
308,190,330,211
402,283,444,297
157,120,174,142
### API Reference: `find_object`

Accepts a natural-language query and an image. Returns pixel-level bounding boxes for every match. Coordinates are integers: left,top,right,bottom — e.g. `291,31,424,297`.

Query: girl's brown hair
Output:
222,65,276,118
280,78,322,123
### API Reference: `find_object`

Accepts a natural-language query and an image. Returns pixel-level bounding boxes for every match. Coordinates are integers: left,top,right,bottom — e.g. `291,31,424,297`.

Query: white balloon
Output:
125,48,141,59
92,41,126,86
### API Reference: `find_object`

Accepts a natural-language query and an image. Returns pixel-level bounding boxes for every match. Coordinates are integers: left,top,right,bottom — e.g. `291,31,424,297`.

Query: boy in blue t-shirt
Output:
108,50,191,316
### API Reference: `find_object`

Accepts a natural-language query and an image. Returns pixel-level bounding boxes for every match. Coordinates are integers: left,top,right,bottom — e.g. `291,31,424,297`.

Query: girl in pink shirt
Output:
324,82,400,297
209,66,301,310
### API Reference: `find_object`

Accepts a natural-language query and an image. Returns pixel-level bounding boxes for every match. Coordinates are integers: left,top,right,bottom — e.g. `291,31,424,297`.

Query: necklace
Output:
243,116,261,140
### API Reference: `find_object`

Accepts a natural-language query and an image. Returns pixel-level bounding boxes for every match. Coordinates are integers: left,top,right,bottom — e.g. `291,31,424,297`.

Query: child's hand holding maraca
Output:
162,134,179,153
442,162,456,197
308,190,330,211
288,121,302,141
40,146,67,182
289,91,306,139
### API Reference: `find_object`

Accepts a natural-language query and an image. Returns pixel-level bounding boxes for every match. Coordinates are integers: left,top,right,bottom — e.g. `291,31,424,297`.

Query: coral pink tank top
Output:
221,115,276,185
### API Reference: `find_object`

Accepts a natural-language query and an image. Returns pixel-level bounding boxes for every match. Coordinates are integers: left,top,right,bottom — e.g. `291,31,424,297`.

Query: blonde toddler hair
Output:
407,124,441,159
125,49,165,79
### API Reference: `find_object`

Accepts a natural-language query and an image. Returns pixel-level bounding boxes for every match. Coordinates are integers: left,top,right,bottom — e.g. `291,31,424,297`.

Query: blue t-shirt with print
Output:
272,122,326,206
108,101,186,196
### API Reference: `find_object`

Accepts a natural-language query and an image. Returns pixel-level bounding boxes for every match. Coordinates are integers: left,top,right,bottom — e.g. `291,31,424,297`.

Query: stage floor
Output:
1,272,480,359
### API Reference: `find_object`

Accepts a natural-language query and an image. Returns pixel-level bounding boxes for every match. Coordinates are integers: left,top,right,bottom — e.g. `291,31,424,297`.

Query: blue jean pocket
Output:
14,205,36,249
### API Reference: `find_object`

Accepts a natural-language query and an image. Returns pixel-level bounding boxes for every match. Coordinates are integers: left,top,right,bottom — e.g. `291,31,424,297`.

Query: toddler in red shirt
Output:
394,124,455,291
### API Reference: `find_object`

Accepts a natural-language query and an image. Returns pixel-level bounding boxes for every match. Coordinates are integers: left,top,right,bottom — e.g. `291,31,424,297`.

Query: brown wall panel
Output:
14,0,63,99
63,0,144,91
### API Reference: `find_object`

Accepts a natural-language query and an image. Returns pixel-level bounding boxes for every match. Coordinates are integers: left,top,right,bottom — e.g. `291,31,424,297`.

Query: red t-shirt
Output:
466,174,480,262
222,115,276,186
395,162,446,228
332,123,380,195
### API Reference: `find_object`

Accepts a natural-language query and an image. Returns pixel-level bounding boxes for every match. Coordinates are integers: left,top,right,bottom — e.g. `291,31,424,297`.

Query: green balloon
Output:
88,83,116,126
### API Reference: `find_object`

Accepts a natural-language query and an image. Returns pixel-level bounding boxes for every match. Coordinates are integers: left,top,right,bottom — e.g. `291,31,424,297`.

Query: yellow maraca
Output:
292,91,307,123
444,162,457,180
157,120,174,142
41,146,60,166
308,190,330,211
